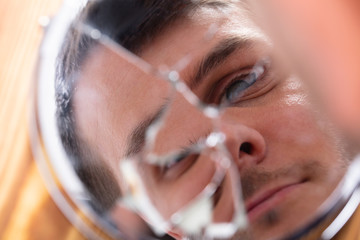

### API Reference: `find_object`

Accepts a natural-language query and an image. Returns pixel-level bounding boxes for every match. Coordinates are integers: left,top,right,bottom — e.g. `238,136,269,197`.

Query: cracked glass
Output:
35,0,360,239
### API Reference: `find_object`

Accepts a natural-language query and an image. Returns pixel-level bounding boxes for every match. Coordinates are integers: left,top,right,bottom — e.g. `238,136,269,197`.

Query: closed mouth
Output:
245,179,308,222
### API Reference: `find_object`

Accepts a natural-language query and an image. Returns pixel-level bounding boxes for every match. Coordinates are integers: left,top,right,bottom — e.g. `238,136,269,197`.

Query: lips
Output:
245,180,306,222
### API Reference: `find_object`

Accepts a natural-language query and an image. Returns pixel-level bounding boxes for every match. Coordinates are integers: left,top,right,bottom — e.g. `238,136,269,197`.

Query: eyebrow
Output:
125,36,254,157
125,101,168,157
189,36,254,89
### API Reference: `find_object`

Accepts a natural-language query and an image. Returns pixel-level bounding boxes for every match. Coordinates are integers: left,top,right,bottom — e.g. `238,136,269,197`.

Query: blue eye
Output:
224,73,256,102
221,64,265,104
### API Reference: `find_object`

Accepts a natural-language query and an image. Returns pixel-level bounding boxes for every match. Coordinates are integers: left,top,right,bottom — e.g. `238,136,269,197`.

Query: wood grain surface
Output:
0,0,359,239
0,0,87,239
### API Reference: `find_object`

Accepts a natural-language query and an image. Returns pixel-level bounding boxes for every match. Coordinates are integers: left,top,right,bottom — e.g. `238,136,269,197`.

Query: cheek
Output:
256,100,347,173
227,98,340,166
227,101,327,147
264,104,322,147
263,79,336,153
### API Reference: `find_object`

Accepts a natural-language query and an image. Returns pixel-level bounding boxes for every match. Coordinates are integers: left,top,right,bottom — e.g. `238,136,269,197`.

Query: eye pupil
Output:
247,72,257,85
219,62,267,105
226,79,251,102
224,71,259,103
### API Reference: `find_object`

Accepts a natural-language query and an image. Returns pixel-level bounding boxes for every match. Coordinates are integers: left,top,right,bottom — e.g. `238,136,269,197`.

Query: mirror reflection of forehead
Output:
74,42,172,161
75,3,271,160
78,1,271,160
140,1,269,69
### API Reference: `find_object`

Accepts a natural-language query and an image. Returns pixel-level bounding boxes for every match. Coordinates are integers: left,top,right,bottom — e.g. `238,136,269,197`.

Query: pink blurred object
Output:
251,0,360,140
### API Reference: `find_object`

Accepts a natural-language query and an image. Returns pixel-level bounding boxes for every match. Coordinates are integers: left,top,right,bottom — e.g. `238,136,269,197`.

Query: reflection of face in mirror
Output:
55,1,352,239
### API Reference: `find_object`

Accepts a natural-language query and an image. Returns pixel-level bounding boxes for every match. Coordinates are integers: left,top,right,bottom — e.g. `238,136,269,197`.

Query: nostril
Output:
240,142,253,155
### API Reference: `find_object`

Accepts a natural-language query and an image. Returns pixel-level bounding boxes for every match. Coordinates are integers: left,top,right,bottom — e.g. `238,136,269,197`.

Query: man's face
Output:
74,4,348,239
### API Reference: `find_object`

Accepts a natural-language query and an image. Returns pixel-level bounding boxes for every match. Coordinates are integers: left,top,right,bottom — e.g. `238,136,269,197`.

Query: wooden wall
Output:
0,0,87,239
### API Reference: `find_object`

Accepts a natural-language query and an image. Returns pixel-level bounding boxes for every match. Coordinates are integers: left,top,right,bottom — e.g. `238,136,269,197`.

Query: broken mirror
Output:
32,0,360,239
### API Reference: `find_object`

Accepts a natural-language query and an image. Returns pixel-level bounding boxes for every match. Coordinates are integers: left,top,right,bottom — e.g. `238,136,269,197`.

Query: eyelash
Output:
162,152,199,179
209,59,270,106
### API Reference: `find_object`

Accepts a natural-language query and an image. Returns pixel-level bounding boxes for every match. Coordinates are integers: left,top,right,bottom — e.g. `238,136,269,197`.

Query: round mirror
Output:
33,0,360,239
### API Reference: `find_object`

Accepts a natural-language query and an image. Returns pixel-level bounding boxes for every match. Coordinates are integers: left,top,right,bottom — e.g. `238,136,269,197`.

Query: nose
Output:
218,123,266,170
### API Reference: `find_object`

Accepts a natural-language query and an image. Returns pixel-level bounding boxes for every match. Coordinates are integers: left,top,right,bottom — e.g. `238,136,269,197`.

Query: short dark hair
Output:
55,0,236,213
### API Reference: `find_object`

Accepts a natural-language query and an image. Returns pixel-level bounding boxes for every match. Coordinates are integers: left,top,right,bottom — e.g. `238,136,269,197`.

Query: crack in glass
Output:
53,0,357,239
73,2,250,237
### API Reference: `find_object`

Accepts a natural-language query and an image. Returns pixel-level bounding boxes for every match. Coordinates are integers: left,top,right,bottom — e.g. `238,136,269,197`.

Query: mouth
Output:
245,179,308,222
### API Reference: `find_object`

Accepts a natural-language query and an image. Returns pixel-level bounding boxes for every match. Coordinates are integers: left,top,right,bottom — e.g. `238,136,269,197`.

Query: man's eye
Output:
222,73,257,103
164,152,188,170
162,152,198,179
220,64,265,105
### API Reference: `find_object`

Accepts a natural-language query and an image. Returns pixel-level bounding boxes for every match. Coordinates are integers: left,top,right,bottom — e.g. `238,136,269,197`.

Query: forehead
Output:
73,4,267,159
141,4,267,67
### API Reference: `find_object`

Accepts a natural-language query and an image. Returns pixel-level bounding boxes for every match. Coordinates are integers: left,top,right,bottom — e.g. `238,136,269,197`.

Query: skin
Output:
73,4,349,240
251,0,360,142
